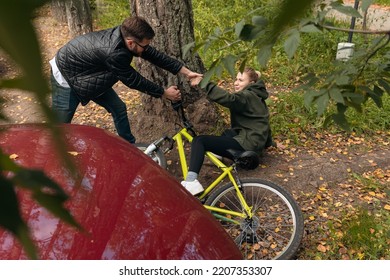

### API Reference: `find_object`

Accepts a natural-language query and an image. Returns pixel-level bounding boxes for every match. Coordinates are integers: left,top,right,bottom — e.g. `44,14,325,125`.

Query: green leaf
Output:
344,92,364,112
238,59,248,74
0,0,50,94
239,24,257,41
234,20,245,38
303,89,322,108
361,0,374,12
284,29,300,59
214,63,224,78
332,112,350,131
0,175,38,259
11,167,82,228
345,91,365,104
13,169,67,198
0,176,25,235
331,2,362,18
366,85,384,108
252,16,268,27
271,0,313,36
329,88,345,104
378,79,390,94
222,55,237,78
32,192,81,230
335,75,350,86
316,92,330,116
257,44,273,67
200,67,216,88
182,42,195,59
300,24,321,33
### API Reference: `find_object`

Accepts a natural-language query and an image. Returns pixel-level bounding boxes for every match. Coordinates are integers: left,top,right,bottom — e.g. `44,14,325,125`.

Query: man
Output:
50,16,202,143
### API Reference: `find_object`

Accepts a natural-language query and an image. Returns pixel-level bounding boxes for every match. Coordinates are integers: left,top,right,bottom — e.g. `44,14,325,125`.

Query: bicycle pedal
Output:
240,233,258,244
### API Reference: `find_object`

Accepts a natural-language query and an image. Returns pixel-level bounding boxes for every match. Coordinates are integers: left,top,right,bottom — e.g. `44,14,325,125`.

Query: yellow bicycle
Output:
136,104,304,260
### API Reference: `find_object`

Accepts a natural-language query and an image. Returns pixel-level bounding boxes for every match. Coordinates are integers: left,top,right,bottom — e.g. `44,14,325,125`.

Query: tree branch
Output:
318,24,390,35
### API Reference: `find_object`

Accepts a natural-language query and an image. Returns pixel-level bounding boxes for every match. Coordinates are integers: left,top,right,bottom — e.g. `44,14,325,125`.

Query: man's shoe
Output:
181,180,204,195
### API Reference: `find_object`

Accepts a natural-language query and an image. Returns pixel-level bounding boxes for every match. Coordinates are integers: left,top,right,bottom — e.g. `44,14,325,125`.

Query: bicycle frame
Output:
172,127,253,219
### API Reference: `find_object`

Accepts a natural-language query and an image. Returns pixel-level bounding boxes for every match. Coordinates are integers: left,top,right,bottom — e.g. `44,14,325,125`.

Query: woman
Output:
182,67,273,195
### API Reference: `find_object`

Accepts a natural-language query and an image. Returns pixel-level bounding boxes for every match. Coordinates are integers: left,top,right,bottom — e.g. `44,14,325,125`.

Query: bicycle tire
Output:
205,178,304,260
135,143,167,169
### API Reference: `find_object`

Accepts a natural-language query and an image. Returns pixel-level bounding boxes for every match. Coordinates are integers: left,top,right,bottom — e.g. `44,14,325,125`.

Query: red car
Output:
0,124,242,260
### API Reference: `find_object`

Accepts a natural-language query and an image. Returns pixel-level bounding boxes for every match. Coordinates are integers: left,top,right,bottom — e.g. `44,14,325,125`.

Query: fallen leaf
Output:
339,247,348,254
9,154,19,160
368,191,376,196
317,244,327,252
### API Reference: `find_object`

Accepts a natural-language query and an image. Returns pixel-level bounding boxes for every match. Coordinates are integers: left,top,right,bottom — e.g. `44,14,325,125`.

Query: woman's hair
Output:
243,67,261,82
121,16,155,41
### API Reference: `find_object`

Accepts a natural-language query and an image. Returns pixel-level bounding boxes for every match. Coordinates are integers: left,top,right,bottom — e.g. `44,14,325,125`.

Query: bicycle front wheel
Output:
135,143,167,169
205,178,304,260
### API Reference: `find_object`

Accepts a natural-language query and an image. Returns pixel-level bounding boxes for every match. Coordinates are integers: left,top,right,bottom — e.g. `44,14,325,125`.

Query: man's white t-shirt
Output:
49,57,70,88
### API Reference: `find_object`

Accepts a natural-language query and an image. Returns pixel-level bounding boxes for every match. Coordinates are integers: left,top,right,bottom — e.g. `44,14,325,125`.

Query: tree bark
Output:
130,0,218,139
51,0,92,37
51,0,67,23
65,0,93,37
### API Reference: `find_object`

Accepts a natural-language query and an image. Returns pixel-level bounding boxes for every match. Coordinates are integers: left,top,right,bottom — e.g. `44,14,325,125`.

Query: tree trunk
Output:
65,0,93,37
51,0,67,23
130,0,219,139
51,0,92,37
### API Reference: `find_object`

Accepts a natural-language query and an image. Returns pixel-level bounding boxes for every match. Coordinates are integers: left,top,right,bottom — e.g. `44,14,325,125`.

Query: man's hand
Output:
163,85,181,101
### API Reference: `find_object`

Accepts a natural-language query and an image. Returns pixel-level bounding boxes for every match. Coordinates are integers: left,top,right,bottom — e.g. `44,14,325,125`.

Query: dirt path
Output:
1,5,389,259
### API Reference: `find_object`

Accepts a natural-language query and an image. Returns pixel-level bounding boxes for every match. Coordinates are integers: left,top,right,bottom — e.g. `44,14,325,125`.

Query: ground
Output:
0,6,389,259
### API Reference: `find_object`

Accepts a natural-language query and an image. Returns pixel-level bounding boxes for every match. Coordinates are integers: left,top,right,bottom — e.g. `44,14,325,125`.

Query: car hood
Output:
0,124,242,260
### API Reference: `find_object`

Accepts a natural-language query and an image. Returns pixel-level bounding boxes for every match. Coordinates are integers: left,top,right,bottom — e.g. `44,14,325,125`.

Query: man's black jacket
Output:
55,25,183,104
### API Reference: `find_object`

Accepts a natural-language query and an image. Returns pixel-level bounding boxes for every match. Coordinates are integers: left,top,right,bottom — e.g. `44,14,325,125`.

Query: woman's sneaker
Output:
181,180,204,195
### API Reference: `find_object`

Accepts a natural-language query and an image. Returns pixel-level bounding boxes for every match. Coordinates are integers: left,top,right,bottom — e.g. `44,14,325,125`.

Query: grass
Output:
342,210,389,259
376,0,390,5
302,169,390,260
316,209,390,260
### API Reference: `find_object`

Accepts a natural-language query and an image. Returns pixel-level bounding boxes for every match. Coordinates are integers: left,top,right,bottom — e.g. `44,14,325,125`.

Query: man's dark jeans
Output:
51,73,136,143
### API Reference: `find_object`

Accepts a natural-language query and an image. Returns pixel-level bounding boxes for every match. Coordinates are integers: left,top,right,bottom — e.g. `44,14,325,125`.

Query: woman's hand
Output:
190,76,203,87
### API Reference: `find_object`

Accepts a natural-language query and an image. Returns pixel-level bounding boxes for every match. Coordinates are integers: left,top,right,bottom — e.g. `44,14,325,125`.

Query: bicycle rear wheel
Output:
135,143,167,169
205,178,304,260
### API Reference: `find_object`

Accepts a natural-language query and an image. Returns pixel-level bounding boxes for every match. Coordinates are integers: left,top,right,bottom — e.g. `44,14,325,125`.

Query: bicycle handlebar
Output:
171,101,196,136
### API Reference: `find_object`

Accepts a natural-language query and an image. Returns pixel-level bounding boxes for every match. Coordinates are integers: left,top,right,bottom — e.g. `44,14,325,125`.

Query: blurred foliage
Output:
0,0,80,259
376,0,390,5
91,0,130,27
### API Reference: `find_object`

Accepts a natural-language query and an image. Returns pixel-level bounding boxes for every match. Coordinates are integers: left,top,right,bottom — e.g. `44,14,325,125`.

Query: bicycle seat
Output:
226,149,260,170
